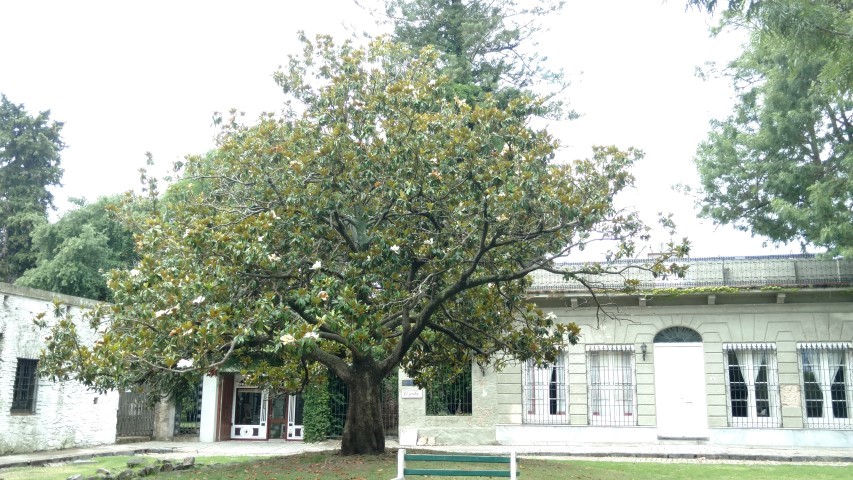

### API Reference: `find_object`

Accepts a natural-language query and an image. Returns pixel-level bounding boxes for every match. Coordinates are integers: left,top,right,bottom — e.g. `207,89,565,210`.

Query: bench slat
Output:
405,454,511,463
404,468,514,477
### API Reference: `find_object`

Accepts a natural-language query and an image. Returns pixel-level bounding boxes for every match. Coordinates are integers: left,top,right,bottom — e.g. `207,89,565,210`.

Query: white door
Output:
653,343,708,438
286,394,305,440
232,386,268,439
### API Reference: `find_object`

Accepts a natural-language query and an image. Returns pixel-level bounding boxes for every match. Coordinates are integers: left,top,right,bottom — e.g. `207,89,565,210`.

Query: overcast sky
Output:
0,0,808,259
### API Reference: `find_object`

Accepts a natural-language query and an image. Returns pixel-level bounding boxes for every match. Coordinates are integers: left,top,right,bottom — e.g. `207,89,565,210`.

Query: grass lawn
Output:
1,452,850,480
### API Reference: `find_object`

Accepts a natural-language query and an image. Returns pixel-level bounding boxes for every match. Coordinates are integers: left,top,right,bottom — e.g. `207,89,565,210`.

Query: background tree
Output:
40,37,683,455
0,94,64,282
16,195,136,301
689,0,853,256
381,0,569,110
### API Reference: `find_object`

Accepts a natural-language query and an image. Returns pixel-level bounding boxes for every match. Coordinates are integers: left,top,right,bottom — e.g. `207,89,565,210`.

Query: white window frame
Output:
586,345,636,426
522,353,569,425
723,343,781,428
798,343,853,428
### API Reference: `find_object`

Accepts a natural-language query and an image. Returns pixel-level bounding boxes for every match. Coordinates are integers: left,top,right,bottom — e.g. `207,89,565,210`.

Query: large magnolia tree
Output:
42,37,681,455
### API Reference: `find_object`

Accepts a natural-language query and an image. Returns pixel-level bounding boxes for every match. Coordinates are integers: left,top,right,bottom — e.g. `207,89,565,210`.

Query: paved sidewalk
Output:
1,438,851,470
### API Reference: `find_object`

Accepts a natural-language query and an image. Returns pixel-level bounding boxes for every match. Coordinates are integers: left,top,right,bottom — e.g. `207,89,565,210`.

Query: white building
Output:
398,255,853,448
0,283,119,454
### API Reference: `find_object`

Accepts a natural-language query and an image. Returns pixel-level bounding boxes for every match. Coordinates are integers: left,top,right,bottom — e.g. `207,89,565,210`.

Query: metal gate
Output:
174,381,204,436
116,389,154,438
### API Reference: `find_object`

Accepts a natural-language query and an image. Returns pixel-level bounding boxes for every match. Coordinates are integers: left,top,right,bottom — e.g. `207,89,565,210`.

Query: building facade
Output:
0,283,120,454
398,255,853,448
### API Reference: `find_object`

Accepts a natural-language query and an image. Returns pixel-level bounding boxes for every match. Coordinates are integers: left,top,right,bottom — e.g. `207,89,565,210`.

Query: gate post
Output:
153,396,177,440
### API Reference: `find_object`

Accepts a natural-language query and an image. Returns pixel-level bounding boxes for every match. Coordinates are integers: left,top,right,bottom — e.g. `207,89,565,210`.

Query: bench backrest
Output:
394,449,518,479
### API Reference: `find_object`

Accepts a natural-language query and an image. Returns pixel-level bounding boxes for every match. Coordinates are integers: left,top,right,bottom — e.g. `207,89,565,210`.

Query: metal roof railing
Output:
528,254,853,293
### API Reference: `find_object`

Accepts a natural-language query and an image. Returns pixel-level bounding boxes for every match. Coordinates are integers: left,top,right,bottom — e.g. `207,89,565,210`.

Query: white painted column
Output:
198,375,220,442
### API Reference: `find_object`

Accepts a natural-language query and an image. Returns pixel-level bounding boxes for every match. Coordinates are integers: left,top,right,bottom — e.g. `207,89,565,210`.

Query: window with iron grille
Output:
587,347,636,426
523,354,568,424
425,363,472,416
11,358,38,414
723,344,780,427
798,343,852,428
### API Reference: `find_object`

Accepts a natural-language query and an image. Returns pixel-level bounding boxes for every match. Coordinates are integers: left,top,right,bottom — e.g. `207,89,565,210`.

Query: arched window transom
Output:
653,326,702,343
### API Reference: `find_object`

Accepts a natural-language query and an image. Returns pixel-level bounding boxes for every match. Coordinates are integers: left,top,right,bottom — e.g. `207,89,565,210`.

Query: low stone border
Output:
64,456,196,480
0,448,174,470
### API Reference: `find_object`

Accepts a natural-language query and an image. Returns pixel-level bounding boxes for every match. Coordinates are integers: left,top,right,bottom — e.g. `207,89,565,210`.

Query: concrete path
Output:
1,439,851,470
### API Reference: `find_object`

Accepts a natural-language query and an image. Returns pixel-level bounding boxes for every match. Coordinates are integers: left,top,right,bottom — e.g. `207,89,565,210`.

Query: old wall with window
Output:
487,293,853,448
0,283,119,454
398,360,498,445
396,257,853,447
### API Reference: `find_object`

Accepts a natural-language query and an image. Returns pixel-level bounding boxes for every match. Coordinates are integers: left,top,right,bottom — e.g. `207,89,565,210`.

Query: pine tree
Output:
0,95,64,282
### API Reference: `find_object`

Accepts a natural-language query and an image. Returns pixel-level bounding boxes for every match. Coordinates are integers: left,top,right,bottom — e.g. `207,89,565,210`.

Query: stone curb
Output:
0,448,175,470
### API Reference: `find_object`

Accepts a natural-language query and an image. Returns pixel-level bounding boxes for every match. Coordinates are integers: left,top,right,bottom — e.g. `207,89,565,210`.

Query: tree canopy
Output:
0,94,64,282
40,37,680,454
16,196,136,301
691,0,853,256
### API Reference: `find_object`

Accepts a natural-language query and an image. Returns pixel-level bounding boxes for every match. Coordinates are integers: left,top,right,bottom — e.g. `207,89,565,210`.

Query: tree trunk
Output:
340,364,386,455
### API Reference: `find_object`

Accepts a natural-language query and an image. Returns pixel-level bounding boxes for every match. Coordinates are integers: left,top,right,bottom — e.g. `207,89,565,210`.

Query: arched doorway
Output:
652,326,709,439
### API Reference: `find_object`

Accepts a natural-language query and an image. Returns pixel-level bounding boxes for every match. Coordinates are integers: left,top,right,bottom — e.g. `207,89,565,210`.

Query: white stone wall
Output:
0,283,119,455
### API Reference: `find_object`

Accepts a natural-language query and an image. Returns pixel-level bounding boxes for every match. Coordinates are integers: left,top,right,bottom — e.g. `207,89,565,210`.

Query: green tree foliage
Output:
691,1,853,256
16,196,136,301
383,0,567,109
40,37,682,455
0,94,64,282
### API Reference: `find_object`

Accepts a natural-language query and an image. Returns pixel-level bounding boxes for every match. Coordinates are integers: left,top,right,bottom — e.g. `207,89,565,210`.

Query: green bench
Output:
391,449,519,479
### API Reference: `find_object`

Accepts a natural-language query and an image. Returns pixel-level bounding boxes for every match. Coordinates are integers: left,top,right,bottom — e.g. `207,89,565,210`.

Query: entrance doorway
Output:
652,327,708,439
231,377,268,439
268,394,304,440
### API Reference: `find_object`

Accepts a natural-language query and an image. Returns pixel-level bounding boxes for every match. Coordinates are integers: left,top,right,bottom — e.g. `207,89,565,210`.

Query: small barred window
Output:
11,358,39,414
425,363,472,416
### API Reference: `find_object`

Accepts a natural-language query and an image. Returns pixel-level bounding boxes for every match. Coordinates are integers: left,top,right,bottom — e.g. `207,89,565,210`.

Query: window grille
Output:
798,343,852,428
11,358,38,413
587,348,636,426
426,364,472,416
723,344,781,427
523,354,569,424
